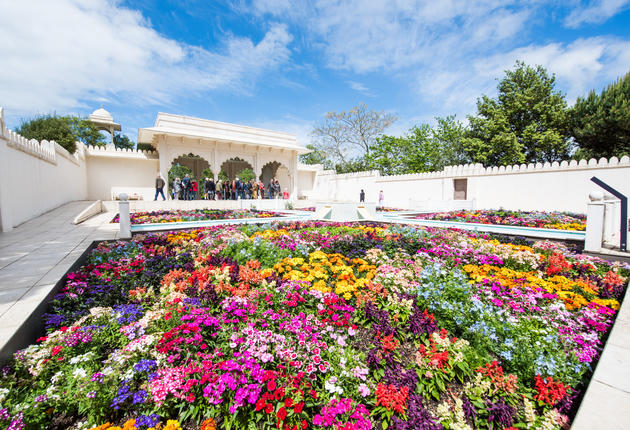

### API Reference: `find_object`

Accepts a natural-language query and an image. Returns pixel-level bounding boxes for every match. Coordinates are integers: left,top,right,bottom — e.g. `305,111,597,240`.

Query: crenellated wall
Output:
0,108,88,231
310,156,630,212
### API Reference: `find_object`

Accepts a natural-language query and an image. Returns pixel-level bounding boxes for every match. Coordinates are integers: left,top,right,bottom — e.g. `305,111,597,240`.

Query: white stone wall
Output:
0,108,88,231
310,157,630,212
85,145,159,201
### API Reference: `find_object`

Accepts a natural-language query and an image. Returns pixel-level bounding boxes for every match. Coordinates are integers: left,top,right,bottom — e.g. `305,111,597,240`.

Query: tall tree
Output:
113,133,135,150
570,71,630,159
311,103,396,170
366,116,469,175
299,144,332,169
16,114,106,153
464,61,570,166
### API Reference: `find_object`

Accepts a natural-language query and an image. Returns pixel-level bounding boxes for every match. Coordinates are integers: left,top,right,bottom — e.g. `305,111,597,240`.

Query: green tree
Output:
113,133,135,150
570,71,630,159
237,168,255,182
201,168,214,180
300,144,332,169
464,61,570,166
366,116,469,175
218,170,229,182
16,114,106,153
168,164,192,184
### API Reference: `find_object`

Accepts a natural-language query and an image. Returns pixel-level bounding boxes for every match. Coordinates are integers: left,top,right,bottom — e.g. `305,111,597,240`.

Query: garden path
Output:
0,201,118,362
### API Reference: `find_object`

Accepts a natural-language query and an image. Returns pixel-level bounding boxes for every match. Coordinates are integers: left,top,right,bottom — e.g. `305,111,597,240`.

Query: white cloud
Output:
477,37,630,102
347,81,374,96
564,0,630,27
0,0,292,114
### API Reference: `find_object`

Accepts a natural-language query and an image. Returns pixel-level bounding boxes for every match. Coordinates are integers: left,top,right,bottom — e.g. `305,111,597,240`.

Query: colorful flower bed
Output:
1,222,628,430
413,210,587,231
111,209,286,225
377,207,407,212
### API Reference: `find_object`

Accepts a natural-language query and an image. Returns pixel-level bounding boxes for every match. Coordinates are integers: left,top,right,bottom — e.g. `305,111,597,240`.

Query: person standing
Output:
182,174,191,200
379,190,384,207
283,188,289,199
216,179,222,200
360,189,365,203
154,173,166,201
252,180,258,199
268,179,274,199
209,177,216,200
258,180,264,199
173,177,181,200
274,180,281,199
191,179,198,200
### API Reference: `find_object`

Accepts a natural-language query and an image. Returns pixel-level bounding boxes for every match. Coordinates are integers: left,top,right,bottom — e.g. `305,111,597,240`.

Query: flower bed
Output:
413,210,587,231
111,209,286,225
377,207,407,212
1,222,628,430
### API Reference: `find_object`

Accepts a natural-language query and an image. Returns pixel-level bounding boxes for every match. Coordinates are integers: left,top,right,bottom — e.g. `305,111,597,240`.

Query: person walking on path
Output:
154,173,166,201
360,189,365,203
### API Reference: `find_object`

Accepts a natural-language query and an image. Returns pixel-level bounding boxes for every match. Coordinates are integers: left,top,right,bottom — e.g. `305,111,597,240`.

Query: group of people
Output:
156,173,288,201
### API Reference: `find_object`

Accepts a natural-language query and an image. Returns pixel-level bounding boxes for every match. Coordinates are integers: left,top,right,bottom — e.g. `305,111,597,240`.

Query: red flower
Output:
277,407,287,421
284,398,294,408
294,402,304,414
301,420,308,429
265,404,273,414
267,380,277,391
274,388,285,400
256,398,266,411
51,346,63,356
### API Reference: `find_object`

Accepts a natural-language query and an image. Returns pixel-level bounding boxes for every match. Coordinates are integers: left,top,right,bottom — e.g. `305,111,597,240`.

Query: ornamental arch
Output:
220,157,254,181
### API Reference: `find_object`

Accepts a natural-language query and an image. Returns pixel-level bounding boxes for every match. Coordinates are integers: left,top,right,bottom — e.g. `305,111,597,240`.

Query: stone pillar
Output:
585,191,605,252
119,193,132,239
290,151,298,200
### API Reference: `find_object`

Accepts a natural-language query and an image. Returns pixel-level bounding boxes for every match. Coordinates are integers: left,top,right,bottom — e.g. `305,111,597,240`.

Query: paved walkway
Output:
0,201,118,361
0,201,628,425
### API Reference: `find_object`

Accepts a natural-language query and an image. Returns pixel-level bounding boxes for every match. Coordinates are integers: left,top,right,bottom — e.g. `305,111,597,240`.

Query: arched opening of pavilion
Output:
219,157,254,181
169,153,212,182
260,161,290,194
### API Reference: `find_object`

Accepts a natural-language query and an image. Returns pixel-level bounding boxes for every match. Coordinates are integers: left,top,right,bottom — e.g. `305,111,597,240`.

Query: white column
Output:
585,191,605,252
119,193,132,239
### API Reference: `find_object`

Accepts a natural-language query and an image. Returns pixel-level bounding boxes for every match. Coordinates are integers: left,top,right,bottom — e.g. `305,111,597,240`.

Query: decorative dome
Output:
89,107,114,123
88,106,121,132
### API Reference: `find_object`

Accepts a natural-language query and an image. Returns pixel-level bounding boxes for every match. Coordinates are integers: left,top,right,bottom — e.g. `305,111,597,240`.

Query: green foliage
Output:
300,144,332,169
16,114,106,154
113,133,134,150
136,143,156,152
570,71,630,159
201,168,214,180
218,170,229,182
66,116,107,148
366,116,469,175
464,61,570,166
237,167,255,182
168,164,193,183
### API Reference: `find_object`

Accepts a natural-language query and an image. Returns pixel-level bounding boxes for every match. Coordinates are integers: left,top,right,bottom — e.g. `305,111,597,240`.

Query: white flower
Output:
73,368,87,379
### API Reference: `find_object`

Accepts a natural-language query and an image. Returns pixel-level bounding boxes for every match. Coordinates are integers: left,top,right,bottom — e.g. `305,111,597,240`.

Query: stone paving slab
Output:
0,201,118,362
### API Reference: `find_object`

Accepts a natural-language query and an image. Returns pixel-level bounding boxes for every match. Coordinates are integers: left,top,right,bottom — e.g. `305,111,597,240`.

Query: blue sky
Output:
1,0,629,147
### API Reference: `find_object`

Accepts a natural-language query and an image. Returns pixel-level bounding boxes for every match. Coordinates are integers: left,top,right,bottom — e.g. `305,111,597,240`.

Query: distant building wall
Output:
85,145,159,201
310,158,630,212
